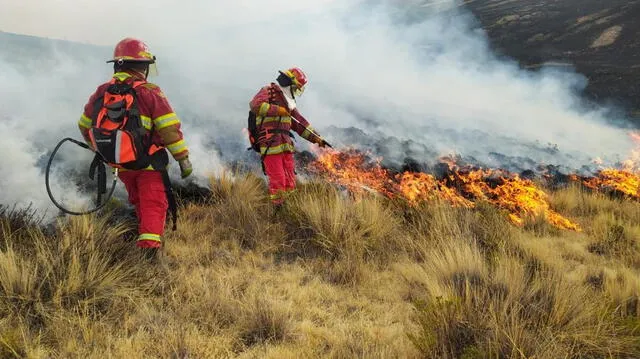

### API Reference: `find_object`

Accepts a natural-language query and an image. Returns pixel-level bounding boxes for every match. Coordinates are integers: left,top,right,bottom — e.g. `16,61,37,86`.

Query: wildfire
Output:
305,131,640,232
582,169,640,199
485,174,581,231
309,149,395,196
397,172,473,207
579,131,640,199
308,148,581,231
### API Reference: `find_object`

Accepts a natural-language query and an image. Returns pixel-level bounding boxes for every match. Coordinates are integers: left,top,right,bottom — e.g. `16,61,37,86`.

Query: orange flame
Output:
309,148,395,196
583,169,640,199
308,148,581,231
580,131,640,199
397,171,474,207
307,131,640,232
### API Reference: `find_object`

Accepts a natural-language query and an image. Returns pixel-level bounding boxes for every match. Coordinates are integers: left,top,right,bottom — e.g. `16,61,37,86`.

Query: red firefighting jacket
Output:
78,71,189,168
249,83,322,156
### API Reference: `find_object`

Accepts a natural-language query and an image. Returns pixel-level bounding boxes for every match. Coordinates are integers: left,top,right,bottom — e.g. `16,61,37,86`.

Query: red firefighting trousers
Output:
118,170,168,248
263,152,296,204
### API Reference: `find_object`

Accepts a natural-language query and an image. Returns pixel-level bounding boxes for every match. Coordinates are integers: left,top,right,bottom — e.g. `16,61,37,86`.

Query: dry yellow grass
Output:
1,176,640,358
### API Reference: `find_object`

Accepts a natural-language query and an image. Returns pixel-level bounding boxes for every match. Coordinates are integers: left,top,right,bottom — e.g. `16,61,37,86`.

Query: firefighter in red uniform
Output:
249,67,329,206
78,37,192,256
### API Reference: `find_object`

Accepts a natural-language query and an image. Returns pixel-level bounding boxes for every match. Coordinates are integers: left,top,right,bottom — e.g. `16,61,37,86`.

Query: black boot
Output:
274,203,283,212
142,247,159,261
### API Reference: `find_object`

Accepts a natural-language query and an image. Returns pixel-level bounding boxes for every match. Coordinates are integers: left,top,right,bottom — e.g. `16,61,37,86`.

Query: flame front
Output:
309,149,395,196
583,169,640,199
309,148,581,231
397,172,473,207
580,131,640,199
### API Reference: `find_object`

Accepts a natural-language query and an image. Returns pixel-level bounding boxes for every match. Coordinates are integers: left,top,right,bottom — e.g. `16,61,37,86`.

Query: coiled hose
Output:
44,138,118,215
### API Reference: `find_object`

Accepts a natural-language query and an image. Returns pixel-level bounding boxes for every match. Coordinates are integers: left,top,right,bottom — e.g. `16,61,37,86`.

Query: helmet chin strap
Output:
128,68,148,80
278,84,297,110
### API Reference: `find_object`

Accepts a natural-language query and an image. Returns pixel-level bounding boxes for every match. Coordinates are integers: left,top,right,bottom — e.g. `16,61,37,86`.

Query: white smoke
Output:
0,0,636,218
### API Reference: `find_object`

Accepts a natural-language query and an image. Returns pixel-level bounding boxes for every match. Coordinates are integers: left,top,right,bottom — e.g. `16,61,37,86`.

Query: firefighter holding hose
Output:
77,37,193,259
247,67,331,207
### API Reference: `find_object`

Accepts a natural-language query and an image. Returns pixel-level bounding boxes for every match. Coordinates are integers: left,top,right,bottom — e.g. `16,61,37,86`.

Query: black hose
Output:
44,138,118,215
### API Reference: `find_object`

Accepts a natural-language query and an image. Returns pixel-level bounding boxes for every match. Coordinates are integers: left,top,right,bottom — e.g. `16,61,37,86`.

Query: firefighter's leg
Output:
263,153,287,205
118,170,141,232
282,152,297,199
135,170,168,249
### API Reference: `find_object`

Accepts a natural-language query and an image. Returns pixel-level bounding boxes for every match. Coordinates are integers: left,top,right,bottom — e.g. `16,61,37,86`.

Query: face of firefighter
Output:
147,62,158,78
293,84,305,97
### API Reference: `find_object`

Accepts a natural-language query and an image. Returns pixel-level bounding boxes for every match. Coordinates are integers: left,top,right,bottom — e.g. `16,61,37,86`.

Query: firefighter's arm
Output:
77,90,100,144
78,115,91,144
155,113,193,178
249,88,289,117
290,108,325,145
147,86,190,163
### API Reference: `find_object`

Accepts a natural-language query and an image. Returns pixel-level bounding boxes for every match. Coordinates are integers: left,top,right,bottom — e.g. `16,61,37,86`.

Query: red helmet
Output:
107,37,156,64
280,67,308,96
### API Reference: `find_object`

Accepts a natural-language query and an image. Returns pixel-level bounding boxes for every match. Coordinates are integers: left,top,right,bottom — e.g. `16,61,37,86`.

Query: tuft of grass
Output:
408,239,640,358
587,213,640,259
237,292,293,347
0,210,153,355
207,171,276,250
399,200,514,264
0,204,45,252
283,182,401,261
550,183,640,225
0,316,47,359
522,212,563,237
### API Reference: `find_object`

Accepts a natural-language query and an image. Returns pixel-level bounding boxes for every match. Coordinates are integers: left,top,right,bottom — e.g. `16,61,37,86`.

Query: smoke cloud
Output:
0,0,636,218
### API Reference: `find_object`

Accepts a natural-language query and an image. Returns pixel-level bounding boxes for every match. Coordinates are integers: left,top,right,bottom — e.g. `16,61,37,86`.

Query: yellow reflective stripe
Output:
301,127,315,140
113,72,132,82
140,115,152,130
256,116,291,126
258,103,270,116
269,190,287,199
138,233,161,242
78,114,92,128
167,139,187,155
153,113,180,129
260,143,295,156
114,54,152,60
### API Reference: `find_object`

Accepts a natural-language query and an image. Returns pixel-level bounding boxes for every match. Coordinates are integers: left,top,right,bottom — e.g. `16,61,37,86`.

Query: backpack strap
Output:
91,78,146,117
259,116,285,175
88,154,107,205
263,128,294,138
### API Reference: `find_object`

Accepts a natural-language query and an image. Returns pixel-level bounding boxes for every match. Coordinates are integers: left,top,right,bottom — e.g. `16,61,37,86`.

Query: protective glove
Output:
317,138,333,148
178,157,193,179
276,106,290,116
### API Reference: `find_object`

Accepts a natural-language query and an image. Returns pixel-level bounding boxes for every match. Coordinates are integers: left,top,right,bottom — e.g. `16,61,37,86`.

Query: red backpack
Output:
88,78,162,170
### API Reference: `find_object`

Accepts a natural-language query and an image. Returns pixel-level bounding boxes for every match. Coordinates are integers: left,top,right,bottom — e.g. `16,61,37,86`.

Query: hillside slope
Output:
465,0,640,118
1,174,640,358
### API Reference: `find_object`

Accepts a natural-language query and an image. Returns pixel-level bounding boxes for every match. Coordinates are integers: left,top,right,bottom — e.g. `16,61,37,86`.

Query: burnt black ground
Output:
463,0,640,121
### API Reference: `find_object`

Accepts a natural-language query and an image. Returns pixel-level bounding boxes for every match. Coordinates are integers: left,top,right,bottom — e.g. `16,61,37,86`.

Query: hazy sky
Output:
0,0,340,45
